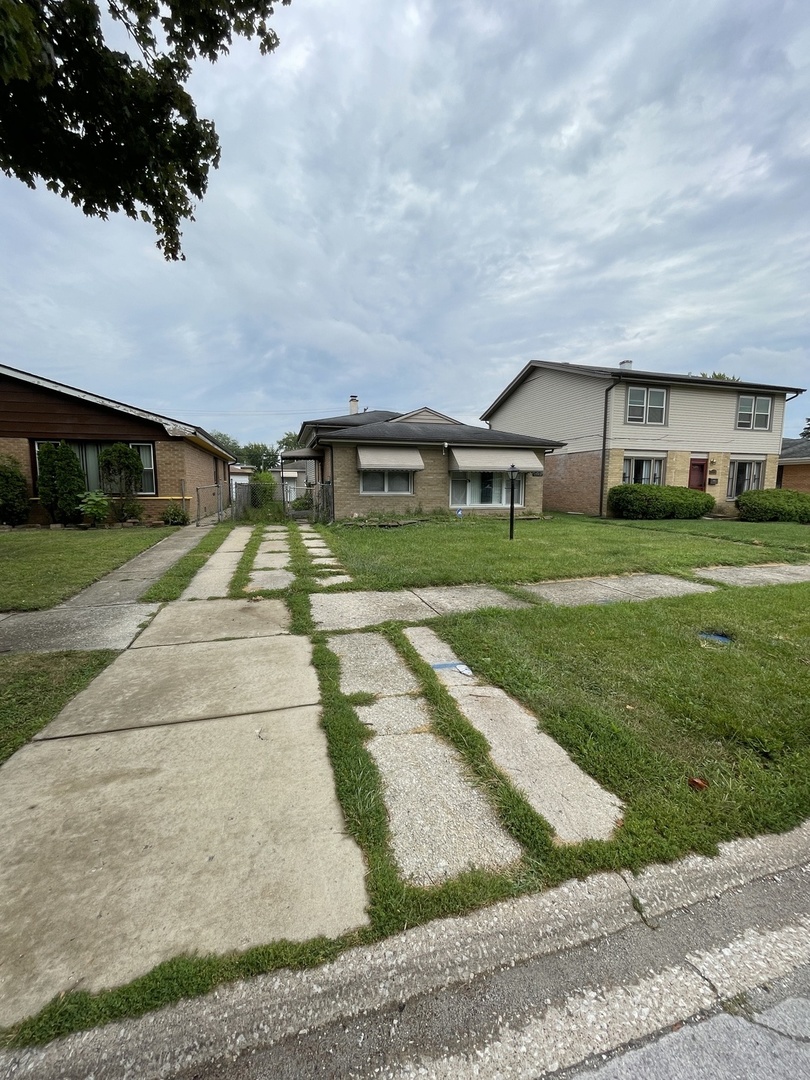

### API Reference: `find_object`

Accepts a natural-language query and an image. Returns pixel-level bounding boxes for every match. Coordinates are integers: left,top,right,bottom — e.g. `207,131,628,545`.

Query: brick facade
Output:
543,446,783,518
781,462,810,493
329,444,545,519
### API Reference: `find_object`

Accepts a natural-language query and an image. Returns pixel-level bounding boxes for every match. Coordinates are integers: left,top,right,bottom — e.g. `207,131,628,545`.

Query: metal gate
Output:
231,482,281,522
195,483,225,525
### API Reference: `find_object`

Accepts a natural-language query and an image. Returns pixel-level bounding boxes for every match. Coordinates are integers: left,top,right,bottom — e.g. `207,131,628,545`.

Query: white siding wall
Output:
487,368,607,453
607,382,786,455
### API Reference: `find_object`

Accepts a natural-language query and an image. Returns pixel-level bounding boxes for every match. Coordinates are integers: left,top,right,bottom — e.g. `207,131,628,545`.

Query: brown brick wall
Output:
543,450,604,515
781,462,810,493
330,444,545,519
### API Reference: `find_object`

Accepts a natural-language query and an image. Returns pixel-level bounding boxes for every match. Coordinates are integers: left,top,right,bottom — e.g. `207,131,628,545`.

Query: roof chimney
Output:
349,395,359,414
619,360,633,369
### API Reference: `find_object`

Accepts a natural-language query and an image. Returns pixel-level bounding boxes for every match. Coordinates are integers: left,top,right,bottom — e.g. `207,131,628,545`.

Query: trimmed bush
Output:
737,488,810,523
99,443,145,522
0,454,30,525
37,442,86,524
608,484,715,520
160,501,191,525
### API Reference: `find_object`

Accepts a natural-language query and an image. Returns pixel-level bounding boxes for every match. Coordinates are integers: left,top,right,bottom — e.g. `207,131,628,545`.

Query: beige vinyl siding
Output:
487,368,607,453
607,383,787,456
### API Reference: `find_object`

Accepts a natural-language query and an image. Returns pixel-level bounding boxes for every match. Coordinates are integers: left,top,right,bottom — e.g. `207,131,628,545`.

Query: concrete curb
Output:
3,819,809,1079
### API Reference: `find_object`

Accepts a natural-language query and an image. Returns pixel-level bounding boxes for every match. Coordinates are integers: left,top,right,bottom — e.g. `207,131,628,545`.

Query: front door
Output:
688,459,707,490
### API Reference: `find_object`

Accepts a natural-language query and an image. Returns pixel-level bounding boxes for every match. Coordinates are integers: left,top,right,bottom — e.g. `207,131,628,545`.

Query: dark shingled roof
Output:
481,361,806,420
318,421,564,448
781,438,810,462
301,410,402,428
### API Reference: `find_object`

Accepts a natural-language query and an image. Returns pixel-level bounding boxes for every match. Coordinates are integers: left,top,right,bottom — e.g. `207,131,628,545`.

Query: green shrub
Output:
36,442,86,524
737,488,810,523
99,444,145,522
0,454,30,525
608,484,715,520
78,490,111,527
160,501,190,525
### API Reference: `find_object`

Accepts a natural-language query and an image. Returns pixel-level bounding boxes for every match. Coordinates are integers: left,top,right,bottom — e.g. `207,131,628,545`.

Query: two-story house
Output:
481,361,805,516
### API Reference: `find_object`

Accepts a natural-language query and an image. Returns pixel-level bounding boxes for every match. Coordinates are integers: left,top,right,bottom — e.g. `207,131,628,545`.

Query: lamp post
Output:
508,464,519,540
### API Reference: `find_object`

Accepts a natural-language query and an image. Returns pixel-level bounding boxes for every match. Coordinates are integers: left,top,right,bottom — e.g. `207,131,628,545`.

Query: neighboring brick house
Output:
284,399,563,520
0,364,233,523
778,438,810,493
481,361,806,517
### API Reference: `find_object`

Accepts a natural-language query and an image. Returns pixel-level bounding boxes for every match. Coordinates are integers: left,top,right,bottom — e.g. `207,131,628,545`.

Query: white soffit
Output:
449,448,543,471
356,446,425,470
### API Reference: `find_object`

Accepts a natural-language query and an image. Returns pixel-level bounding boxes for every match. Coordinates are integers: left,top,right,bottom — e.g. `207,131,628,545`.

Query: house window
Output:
627,387,667,425
34,440,156,495
727,460,764,498
736,395,772,430
450,471,523,507
622,457,665,485
360,470,413,494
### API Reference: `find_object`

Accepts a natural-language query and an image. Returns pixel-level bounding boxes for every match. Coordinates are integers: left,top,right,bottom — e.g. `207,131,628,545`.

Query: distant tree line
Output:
209,430,299,469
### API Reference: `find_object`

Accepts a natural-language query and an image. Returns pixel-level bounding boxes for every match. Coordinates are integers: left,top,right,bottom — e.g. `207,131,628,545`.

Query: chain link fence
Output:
195,483,225,525
231,482,282,522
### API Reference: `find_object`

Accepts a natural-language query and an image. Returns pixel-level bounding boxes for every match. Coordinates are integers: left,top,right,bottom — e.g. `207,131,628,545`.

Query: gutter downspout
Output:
599,380,621,517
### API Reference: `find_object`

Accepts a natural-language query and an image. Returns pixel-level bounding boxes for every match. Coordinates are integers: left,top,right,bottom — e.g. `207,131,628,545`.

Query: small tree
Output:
0,454,30,525
37,442,86,524
99,443,144,521
800,418,810,439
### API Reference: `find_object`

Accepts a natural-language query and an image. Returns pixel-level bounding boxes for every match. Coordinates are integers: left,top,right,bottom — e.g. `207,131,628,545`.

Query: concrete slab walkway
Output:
0,540,370,1027
694,563,810,587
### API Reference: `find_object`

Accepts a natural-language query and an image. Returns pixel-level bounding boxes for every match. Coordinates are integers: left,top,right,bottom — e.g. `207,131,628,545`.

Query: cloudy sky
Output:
1,0,809,444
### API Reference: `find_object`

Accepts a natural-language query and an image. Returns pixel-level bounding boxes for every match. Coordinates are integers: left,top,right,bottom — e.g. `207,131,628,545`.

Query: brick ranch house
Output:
284,399,564,520
0,364,233,524
778,438,810,494
481,361,806,516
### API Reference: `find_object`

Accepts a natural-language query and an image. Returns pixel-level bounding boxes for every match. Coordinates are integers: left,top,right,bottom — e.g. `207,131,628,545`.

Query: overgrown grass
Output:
604,516,810,553
434,584,810,870
228,524,268,597
4,522,810,1048
139,523,233,602
0,652,116,766
0,528,176,611
324,515,809,590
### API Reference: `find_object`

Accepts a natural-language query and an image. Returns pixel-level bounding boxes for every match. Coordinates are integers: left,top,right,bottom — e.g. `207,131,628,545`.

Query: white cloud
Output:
0,0,808,444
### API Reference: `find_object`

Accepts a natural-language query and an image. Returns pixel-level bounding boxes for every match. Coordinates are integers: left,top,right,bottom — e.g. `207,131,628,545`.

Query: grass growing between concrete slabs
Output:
139,523,233,602
0,528,176,611
323,515,809,590
0,651,116,765
433,583,810,869
228,523,269,596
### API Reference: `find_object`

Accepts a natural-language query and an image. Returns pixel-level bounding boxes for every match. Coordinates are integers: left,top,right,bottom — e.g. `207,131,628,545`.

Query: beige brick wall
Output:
330,444,545,519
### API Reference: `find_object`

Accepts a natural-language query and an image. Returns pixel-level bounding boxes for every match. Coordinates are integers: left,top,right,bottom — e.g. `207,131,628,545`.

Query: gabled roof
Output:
780,438,810,463
0,363,234,459
317,419,564,449
481,361,806,421
297,408,402,447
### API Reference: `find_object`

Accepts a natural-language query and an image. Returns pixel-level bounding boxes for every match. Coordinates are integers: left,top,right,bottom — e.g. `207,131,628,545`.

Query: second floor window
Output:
627,386,667,424
737,395,772,430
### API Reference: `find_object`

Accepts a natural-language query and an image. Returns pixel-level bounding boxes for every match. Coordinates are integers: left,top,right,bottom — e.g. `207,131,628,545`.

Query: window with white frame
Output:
627,386,667,425
360,469,413,494
736,395,772,430
622,457,665,485
727,460,764,498
34,440,156,495
450,471,523,507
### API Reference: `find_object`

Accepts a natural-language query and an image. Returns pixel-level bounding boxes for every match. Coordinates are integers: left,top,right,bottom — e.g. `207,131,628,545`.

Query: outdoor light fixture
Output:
508,464,520,541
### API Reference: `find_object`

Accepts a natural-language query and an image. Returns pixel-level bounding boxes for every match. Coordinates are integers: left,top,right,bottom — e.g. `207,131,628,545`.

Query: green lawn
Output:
0,528,177,611
5,514,810,1048
322,514,810,589
0,652,116,766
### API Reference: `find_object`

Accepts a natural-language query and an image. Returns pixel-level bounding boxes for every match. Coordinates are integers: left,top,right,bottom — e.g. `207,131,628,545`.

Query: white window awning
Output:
356,446,425,470
449,448,544,472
